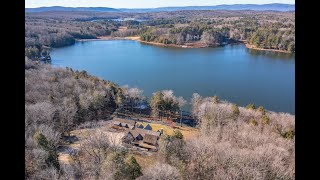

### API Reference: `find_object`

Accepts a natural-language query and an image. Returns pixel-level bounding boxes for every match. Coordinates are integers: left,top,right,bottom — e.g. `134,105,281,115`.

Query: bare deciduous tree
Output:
138,162,181,180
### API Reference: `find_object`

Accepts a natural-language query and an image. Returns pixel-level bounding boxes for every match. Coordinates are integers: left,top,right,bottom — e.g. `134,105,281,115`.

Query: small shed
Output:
144,124,152,131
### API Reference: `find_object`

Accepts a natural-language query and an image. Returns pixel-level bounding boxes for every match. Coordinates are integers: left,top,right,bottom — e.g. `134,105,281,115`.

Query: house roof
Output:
113,118,136,128
122,132,135,143
113,118,136,124
128,130,142,139
137,124,144,129
127,128,160,139
143,134,158,145
144,124,152,130
140,128,160,137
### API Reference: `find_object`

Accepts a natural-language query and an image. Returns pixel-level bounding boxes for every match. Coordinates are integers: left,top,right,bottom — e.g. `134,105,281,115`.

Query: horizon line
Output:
25,3,295,9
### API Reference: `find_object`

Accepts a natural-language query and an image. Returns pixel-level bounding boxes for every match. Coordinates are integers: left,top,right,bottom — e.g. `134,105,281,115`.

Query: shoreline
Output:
76,36,293,53
245,43,291,53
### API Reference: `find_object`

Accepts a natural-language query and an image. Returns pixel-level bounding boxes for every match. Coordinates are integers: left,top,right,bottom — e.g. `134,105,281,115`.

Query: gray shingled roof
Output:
127,128,160,139
143,134,158,145
137,124,144,129
144,124,152,130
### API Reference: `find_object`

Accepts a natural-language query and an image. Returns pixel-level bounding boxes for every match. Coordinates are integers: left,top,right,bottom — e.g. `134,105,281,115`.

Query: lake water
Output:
51,40,295,114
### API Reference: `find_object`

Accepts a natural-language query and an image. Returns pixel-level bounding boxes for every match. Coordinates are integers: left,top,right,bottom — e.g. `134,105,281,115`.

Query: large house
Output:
112,118,162,151
125,128,160,151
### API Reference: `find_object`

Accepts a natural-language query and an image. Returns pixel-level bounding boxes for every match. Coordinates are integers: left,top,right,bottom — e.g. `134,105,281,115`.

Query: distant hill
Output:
25,6,120,13
120,4,295,12
26,3,294,13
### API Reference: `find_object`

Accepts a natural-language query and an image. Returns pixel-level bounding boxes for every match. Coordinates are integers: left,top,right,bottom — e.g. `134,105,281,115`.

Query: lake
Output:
51,40,295,114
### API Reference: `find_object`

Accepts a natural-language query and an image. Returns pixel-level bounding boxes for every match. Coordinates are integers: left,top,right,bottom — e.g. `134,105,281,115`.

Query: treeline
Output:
25,10,295,61
138,24,228,46
25,16,120,60
140,17,190,26
249,28,295,52
137,16,294,51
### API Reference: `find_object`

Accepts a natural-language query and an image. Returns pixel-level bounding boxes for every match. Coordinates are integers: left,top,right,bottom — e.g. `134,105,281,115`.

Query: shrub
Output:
50,76,57,82
172,130,183,139
282,129,295,139
125,155,142,179
108,151,127,180
48,95,54,102
33,132,60,170
104,150,142,180
249,119,258,126
273,124,282,133
213,96,219,104
246,103,256,110
33,132,50,150
46,151,60,170
231,104,240,116
261,115,270,125
257,106,265,115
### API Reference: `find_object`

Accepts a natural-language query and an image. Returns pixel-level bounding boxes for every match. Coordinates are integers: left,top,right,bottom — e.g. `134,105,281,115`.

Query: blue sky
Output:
25,0,295,8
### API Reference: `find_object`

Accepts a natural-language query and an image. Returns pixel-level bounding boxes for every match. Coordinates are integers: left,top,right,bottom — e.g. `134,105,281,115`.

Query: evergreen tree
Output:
125,156,142,180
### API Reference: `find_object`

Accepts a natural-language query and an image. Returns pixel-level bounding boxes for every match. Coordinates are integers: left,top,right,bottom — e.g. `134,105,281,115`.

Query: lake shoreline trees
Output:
25,10,295,61
245,42,292,53
76,36,293,53
25,60,295,179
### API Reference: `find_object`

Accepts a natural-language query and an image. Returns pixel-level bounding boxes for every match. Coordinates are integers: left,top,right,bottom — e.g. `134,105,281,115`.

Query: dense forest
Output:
135,11,295,51
25,15,122,60
25,59,295,179
25,10,295,60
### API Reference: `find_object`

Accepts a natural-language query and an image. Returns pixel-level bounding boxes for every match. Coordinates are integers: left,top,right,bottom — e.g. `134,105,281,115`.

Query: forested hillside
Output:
136,11,295,51
25,10,295,61
25,59,295,179
25,15,121,60
25,58,123,177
